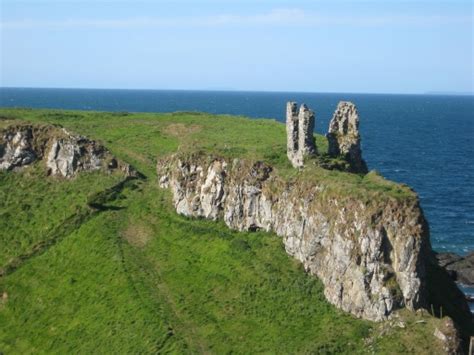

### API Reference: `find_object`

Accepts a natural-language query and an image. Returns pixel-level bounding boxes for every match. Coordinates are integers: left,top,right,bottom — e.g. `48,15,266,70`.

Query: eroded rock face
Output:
327,101,368,173
46,131,108,178
158,155,430,321
286,102,317,168
0,124,136,178
0,128,37,170
47,139,80,177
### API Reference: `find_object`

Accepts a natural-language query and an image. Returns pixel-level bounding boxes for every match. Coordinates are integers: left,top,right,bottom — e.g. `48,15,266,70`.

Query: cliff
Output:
157,153,431,321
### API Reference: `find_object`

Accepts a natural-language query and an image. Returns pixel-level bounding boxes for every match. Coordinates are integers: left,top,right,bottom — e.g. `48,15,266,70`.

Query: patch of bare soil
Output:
122,222,153,248
163,123,201,138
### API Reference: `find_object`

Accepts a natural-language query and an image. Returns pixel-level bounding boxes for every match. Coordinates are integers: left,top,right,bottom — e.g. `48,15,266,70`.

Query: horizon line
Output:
1,86,473,97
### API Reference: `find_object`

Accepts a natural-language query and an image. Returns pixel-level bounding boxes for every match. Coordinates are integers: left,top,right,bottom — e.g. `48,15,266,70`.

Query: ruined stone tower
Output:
286,102,317,168
327,101,368,173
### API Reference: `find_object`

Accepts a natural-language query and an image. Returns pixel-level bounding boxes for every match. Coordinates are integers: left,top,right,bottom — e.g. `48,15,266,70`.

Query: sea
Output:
1,88,472,261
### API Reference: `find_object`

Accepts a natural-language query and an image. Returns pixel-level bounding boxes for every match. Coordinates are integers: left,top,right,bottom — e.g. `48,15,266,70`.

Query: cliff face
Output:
158,154,430,321
0,124,136,178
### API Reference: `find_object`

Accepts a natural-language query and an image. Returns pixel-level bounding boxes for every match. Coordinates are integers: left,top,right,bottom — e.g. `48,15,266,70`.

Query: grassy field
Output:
0,108,414,200
0,108,458,353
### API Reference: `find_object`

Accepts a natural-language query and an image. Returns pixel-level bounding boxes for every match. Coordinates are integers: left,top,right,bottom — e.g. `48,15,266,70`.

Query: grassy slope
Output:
0,166,123,266
0,108,450,353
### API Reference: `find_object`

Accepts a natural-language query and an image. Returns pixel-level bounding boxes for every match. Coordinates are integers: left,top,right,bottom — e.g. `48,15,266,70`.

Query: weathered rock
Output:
436,252,474,285
298,104,317,157
46,130,108,178
0,128,37,170
436,252,463,268
286,102,317,168
158,154,432,321
433,318,463,354
0,123,136,178
47,139,80,177
327,101,368,173
286,102,299,166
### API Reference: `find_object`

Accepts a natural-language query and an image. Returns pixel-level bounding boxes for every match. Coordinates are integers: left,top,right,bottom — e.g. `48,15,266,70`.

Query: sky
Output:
0,0,473,94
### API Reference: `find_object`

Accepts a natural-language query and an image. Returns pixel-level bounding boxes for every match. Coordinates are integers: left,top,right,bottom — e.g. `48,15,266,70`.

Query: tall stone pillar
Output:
286,102,316,168
286,102,299,165
327,101,368,173
298,104,317,157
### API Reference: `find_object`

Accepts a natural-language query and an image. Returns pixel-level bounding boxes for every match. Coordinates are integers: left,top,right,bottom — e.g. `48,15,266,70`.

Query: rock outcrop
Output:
436,252,474,285
327,102,368,173
46,131,111,178
158,154,431,321
0,123,136,178
286,102,316,168
0,128,36,170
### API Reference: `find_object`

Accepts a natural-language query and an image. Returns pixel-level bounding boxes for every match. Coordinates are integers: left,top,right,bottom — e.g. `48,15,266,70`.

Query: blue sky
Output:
1,0,472,94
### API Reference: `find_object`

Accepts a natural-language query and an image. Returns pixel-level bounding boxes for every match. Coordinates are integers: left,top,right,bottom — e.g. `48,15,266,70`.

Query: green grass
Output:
0,108,414,200
0,176,449,354
0,166,123,267
0,108,453,353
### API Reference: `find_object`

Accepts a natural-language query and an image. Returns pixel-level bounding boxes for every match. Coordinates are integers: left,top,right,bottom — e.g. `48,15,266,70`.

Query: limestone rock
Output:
46,131,107,178
0,123,136,178
327,101,368,173
47,139,80,177
158,154,433,321
0,128,37,170
286,102,317,168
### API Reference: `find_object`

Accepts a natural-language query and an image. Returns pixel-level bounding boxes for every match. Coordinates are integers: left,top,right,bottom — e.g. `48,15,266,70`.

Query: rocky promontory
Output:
158,153,431,321
155,101,472,331
1,107,472,354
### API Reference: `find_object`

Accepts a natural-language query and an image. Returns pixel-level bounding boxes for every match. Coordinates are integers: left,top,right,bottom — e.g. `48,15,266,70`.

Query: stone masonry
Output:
326,101,368,173
286,102,317,168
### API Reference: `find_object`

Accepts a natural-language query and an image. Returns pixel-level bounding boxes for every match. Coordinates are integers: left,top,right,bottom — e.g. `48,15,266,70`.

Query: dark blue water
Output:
1,88,473,256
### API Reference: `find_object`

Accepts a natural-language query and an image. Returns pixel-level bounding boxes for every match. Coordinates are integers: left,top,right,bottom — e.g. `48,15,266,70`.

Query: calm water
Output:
1,88,473,256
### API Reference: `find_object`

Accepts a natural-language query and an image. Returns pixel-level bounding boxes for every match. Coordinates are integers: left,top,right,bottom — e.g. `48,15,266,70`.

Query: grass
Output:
0,108,458,353
0,165,123,267
0,108,414,200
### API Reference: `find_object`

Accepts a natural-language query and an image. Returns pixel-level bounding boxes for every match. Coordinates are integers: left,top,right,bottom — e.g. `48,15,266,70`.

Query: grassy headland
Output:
0,108,456,353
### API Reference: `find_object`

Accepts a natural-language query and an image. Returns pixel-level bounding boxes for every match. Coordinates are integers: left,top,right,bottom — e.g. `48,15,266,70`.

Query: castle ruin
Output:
286,102,317,168
285,100,367,173
326,101,368,173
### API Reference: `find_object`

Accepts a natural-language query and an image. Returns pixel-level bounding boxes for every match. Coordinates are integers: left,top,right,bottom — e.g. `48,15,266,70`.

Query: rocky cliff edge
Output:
157,153,435,321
